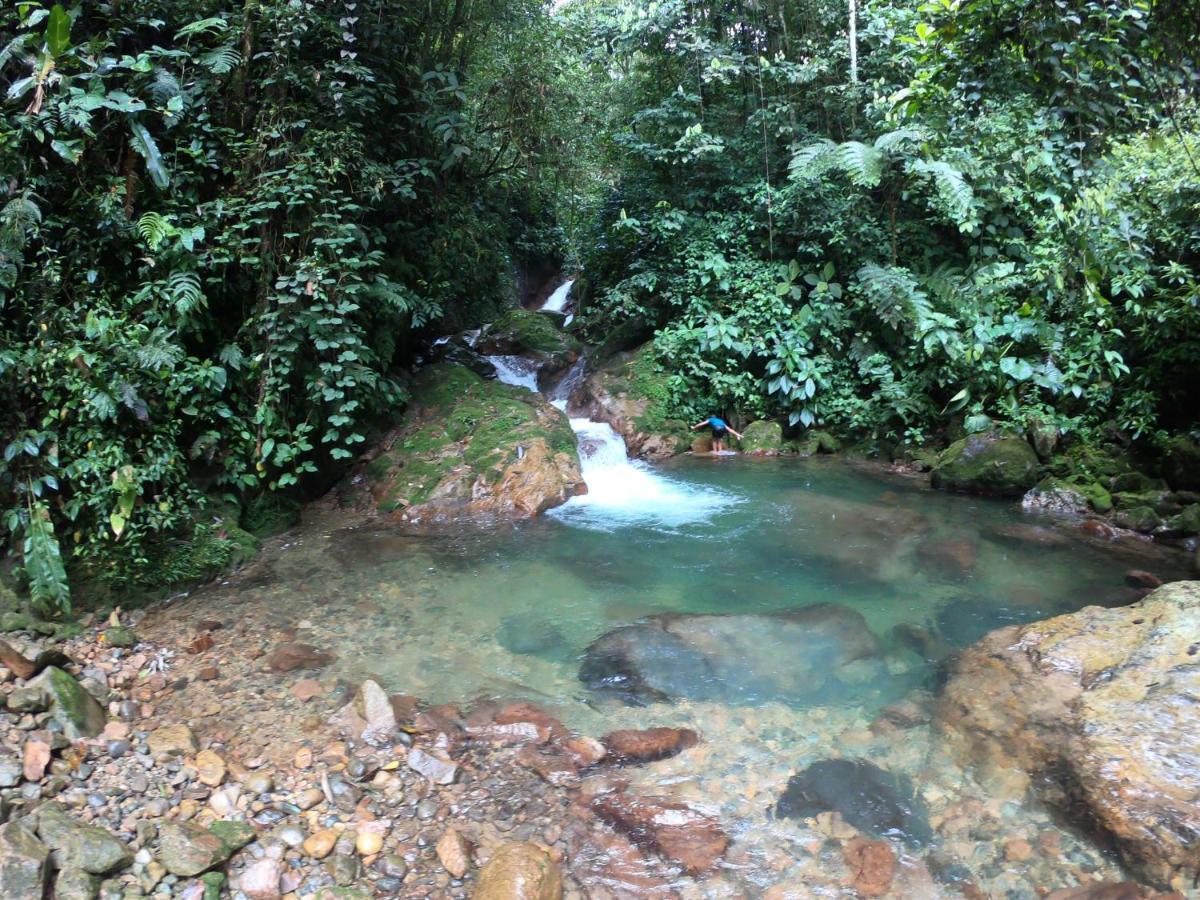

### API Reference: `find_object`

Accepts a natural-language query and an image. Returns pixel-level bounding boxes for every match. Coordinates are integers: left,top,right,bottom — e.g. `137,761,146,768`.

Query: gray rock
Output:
776,758,932,848
36,802,132,874
325,852,360,886
407,749,458,785
580,605,885,706
53,866,100,900
157,822,232,877
10,667,106,740
354,679,397,747
0,750,21,788
0,821,49,900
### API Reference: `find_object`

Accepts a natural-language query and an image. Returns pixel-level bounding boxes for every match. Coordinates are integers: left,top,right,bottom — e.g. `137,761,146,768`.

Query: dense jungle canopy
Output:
1,0,1198,612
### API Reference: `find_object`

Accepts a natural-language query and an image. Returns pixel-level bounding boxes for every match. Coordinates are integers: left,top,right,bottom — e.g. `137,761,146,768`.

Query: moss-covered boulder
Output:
14,667,106,740
1112,505,1162,534
477,308,582,357
739,421,782,455
1164,503,1200,536
1021,477,1110,516
576,343,690,460
1163,436,1200,491
931,434,1039,497
348,365,583,521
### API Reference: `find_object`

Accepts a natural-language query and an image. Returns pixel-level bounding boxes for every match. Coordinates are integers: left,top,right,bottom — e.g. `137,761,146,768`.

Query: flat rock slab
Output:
580,605,884,706
592,790,728,876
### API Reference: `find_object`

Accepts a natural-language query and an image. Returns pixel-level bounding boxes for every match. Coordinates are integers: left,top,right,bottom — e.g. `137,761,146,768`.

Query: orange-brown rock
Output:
601,727,699,764
1045,883,1185,900
0,641,71,681
264,642,333,673
938,581,1200,888
562,801,676,896
591,789,728,876
474,842,563,900
1123,570,1163,590
841,837,896,898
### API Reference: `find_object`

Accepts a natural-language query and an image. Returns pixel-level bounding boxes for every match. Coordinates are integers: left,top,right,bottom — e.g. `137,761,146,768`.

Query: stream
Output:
173,284,1191,896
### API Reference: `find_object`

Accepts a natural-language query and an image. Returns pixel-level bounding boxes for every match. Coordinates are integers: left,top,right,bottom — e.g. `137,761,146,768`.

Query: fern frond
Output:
149,69,182,105
166,271,205,317
200,46,241,74
873,128,926,152
137,212,172,250
177,16,229,38
136,327,186,369
788,139,838,180
833,141,886,187
0,195,42,252
908,159,976,227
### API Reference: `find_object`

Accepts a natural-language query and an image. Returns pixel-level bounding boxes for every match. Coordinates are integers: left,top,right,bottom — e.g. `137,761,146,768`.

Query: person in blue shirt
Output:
690,415,743,453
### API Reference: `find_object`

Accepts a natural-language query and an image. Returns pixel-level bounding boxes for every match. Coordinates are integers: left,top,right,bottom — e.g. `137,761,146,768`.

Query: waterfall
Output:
541,278,575,313
480,281,737,529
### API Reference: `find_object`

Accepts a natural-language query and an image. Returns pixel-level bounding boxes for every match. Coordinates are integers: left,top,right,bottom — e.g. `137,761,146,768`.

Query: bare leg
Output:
713,437,724,453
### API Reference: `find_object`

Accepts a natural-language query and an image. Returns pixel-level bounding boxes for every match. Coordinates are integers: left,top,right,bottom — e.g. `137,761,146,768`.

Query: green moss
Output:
741,421,783,454
488,308,582,355
1166,504,1200,535
240,493,301,537
1113,506,1162,533
810,430,841,453
1074,481,1113,513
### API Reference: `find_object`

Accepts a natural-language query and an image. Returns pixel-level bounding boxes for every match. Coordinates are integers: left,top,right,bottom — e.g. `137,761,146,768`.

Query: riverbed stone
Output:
601,727,699,763
158,822,232,876
353,679,396,745
842,837,897,898
435,828,471,878
0,821,48,900
407,747,458,784
147,723,197,756
580,605,884,706
35,802,131,874
53,866,99,900
931,433,1039,497
775,758,932,848
938,581,1200,888
265,642,333,673
474,842,563,900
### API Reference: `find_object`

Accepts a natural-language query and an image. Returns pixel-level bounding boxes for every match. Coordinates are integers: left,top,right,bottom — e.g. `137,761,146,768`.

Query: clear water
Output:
186,456,1189,894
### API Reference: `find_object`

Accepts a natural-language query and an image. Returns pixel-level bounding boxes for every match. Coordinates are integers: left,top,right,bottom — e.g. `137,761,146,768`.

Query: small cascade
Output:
548,357,587,410
487,354,541,392
541,278,575,313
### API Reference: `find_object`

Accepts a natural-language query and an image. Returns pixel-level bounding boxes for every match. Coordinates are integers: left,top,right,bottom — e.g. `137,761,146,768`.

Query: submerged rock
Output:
938,581,1200,888
775,759,932,848
601,727,699,763
474,842,563,900
347,364,584,521
592,789,728,876
580,605,884,706
931,433,1039,497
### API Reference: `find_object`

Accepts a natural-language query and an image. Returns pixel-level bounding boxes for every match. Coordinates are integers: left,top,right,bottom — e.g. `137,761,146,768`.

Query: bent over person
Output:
691,415,742,452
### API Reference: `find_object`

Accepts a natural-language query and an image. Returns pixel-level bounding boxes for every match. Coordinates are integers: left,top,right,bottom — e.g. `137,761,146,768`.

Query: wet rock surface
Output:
580,605,885,705
939,580,1200,890
931,432,1040,497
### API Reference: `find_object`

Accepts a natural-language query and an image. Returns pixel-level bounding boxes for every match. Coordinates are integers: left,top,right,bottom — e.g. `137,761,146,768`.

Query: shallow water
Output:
190,456,1190,895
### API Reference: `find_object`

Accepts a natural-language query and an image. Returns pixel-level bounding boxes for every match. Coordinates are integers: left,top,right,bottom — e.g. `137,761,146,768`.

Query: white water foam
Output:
541,278,575,313
487,355,540,392
550,418,739,530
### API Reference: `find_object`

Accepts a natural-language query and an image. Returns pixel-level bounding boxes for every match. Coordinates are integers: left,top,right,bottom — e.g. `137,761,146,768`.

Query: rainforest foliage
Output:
1,0,1198,610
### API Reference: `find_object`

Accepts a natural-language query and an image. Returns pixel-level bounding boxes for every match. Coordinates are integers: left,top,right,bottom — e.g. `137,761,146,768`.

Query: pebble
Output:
245,771,274,795
303,829,338,859
295,788,324,810
107,740,131,758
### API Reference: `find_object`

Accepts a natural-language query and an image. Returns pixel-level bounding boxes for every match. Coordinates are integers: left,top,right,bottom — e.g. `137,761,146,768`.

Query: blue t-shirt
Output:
708,416,728,431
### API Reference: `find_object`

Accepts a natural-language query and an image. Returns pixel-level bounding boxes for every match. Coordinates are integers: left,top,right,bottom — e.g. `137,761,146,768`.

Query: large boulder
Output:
739,421,783,455
573,344,690,460
35,803,131,874
346,365,584,521
931,433,1039,497
10,667,106,740
937,581,1200,888
477,308,582,359
580,605,885,706
0,822,48,900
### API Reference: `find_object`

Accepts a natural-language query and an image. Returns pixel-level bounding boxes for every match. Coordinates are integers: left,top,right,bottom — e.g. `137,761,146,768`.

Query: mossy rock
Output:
931,434,1040,497
1051,444,1131,483
1163,436,1200,491
740,421,783,455
1109,471,1166,494
240,493,302,538
1165,504,1200,536
1022,476,1110,515
101,625,138,648
20,666,107,740
809,430,840,453
351,364,582,519
578,343,691,459
1112,506,1162,534
479,308,582,356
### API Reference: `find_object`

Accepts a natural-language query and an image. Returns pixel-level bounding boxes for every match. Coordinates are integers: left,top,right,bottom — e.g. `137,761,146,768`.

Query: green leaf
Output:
129,121,170,189
45,4,72,58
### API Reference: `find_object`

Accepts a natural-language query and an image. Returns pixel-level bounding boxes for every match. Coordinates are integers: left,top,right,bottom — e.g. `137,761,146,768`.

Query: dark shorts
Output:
711,427,728,442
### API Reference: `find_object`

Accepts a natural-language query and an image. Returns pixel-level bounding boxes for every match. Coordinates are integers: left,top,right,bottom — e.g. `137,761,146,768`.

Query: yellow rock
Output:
474,842,562,900
195,749,227,787
303,828,338,859
355,827,385,856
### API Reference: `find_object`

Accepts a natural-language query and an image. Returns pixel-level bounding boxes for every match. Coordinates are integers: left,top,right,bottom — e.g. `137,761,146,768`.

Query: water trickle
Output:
486,354,540,392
